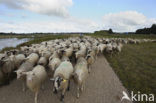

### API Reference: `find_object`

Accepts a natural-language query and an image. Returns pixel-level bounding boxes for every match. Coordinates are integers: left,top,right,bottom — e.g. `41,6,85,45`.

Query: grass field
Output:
105,42,156,101
87,32,156,39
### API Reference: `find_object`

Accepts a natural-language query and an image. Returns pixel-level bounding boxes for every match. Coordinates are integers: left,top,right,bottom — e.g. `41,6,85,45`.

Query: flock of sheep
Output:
0,36,155,103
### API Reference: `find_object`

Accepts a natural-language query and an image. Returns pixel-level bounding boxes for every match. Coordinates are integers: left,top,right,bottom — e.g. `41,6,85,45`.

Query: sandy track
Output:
0,56,132,103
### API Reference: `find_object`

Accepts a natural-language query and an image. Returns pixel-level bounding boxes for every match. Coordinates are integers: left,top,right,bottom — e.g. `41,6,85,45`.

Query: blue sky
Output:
0,0,156,33
70,0,156,18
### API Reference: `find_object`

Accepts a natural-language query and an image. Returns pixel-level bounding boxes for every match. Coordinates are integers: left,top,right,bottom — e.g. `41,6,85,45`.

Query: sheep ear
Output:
50,78,55,81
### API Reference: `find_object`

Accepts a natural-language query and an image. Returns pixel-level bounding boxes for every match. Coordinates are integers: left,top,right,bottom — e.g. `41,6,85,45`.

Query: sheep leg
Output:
67,80,70,91
77,86,80,98
88,65,91,74
35,91,38,103
53,88,58,94
22,81,26,92
60,89,65,102
41,84,44,90
81,83,85,92
95,55,97,60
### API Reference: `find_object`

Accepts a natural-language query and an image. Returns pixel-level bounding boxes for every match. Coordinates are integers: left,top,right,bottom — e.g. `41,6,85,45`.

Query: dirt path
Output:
0,56,132,103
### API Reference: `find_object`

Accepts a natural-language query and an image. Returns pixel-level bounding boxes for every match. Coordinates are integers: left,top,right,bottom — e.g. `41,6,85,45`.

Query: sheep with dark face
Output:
50,59,74,102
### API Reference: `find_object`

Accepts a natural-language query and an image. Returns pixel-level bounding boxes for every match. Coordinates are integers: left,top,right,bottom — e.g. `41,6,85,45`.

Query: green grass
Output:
86,32,156,39
105,42,156,102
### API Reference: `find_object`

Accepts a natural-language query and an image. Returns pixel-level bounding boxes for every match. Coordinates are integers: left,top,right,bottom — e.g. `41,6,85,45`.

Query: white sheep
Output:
15,61,34,91
62,46,73,58
10,54,26,69
37,57,47,67
73,57,88,98
98,44,107,53
50,60,74,102
75,45,87,59
48,57,61,72
26,53,39,66
105,43,113,54
24,65,47,103
49,50,61,61
116,43,123,53
86,54,95,73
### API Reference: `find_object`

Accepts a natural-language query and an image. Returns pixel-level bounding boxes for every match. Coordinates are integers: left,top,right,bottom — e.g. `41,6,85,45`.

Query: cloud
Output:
0,17,98,33
0,0,73,17
102,11,156,32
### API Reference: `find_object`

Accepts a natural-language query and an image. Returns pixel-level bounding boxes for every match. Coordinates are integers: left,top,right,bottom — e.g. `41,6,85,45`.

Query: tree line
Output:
136,24,156,34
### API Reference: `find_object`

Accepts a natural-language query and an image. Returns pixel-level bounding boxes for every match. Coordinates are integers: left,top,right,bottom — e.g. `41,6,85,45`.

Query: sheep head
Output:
15,70,27,79
51,76,68,93
25,71,36,82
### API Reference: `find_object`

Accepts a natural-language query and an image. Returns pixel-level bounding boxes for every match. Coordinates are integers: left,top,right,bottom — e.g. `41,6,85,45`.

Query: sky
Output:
0,0,156,33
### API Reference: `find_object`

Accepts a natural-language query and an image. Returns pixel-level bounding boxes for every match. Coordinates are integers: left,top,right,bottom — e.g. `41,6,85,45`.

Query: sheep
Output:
15,61,34,91
86,54,95,73
116,43,123,53
0,53,25,84
24,65,47,103
50,60,74,102
0,53,6,60
40,50,51,60
73,57,88,98
75,45,87,59
105,43,113,54
48,57,61,73
92,45,99,58
37,57,47,67
98,44,107,53
0,56,16,84
9,54,26,69
26,53,39,66
0,70,4,85
49,50,62,61
62,46,73,58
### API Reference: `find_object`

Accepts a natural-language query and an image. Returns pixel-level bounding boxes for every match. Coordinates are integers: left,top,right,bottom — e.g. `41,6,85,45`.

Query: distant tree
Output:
108,28,113,34
135,24,156,34
151,24,156,34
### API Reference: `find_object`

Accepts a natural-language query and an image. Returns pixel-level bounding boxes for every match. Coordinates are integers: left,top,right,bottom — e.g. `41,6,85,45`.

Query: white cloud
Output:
0,17,98,33
102,11,156,32
0,0,73,17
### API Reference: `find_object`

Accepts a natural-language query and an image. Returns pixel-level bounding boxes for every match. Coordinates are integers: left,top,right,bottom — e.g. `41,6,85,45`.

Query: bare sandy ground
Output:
0,56,132,103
